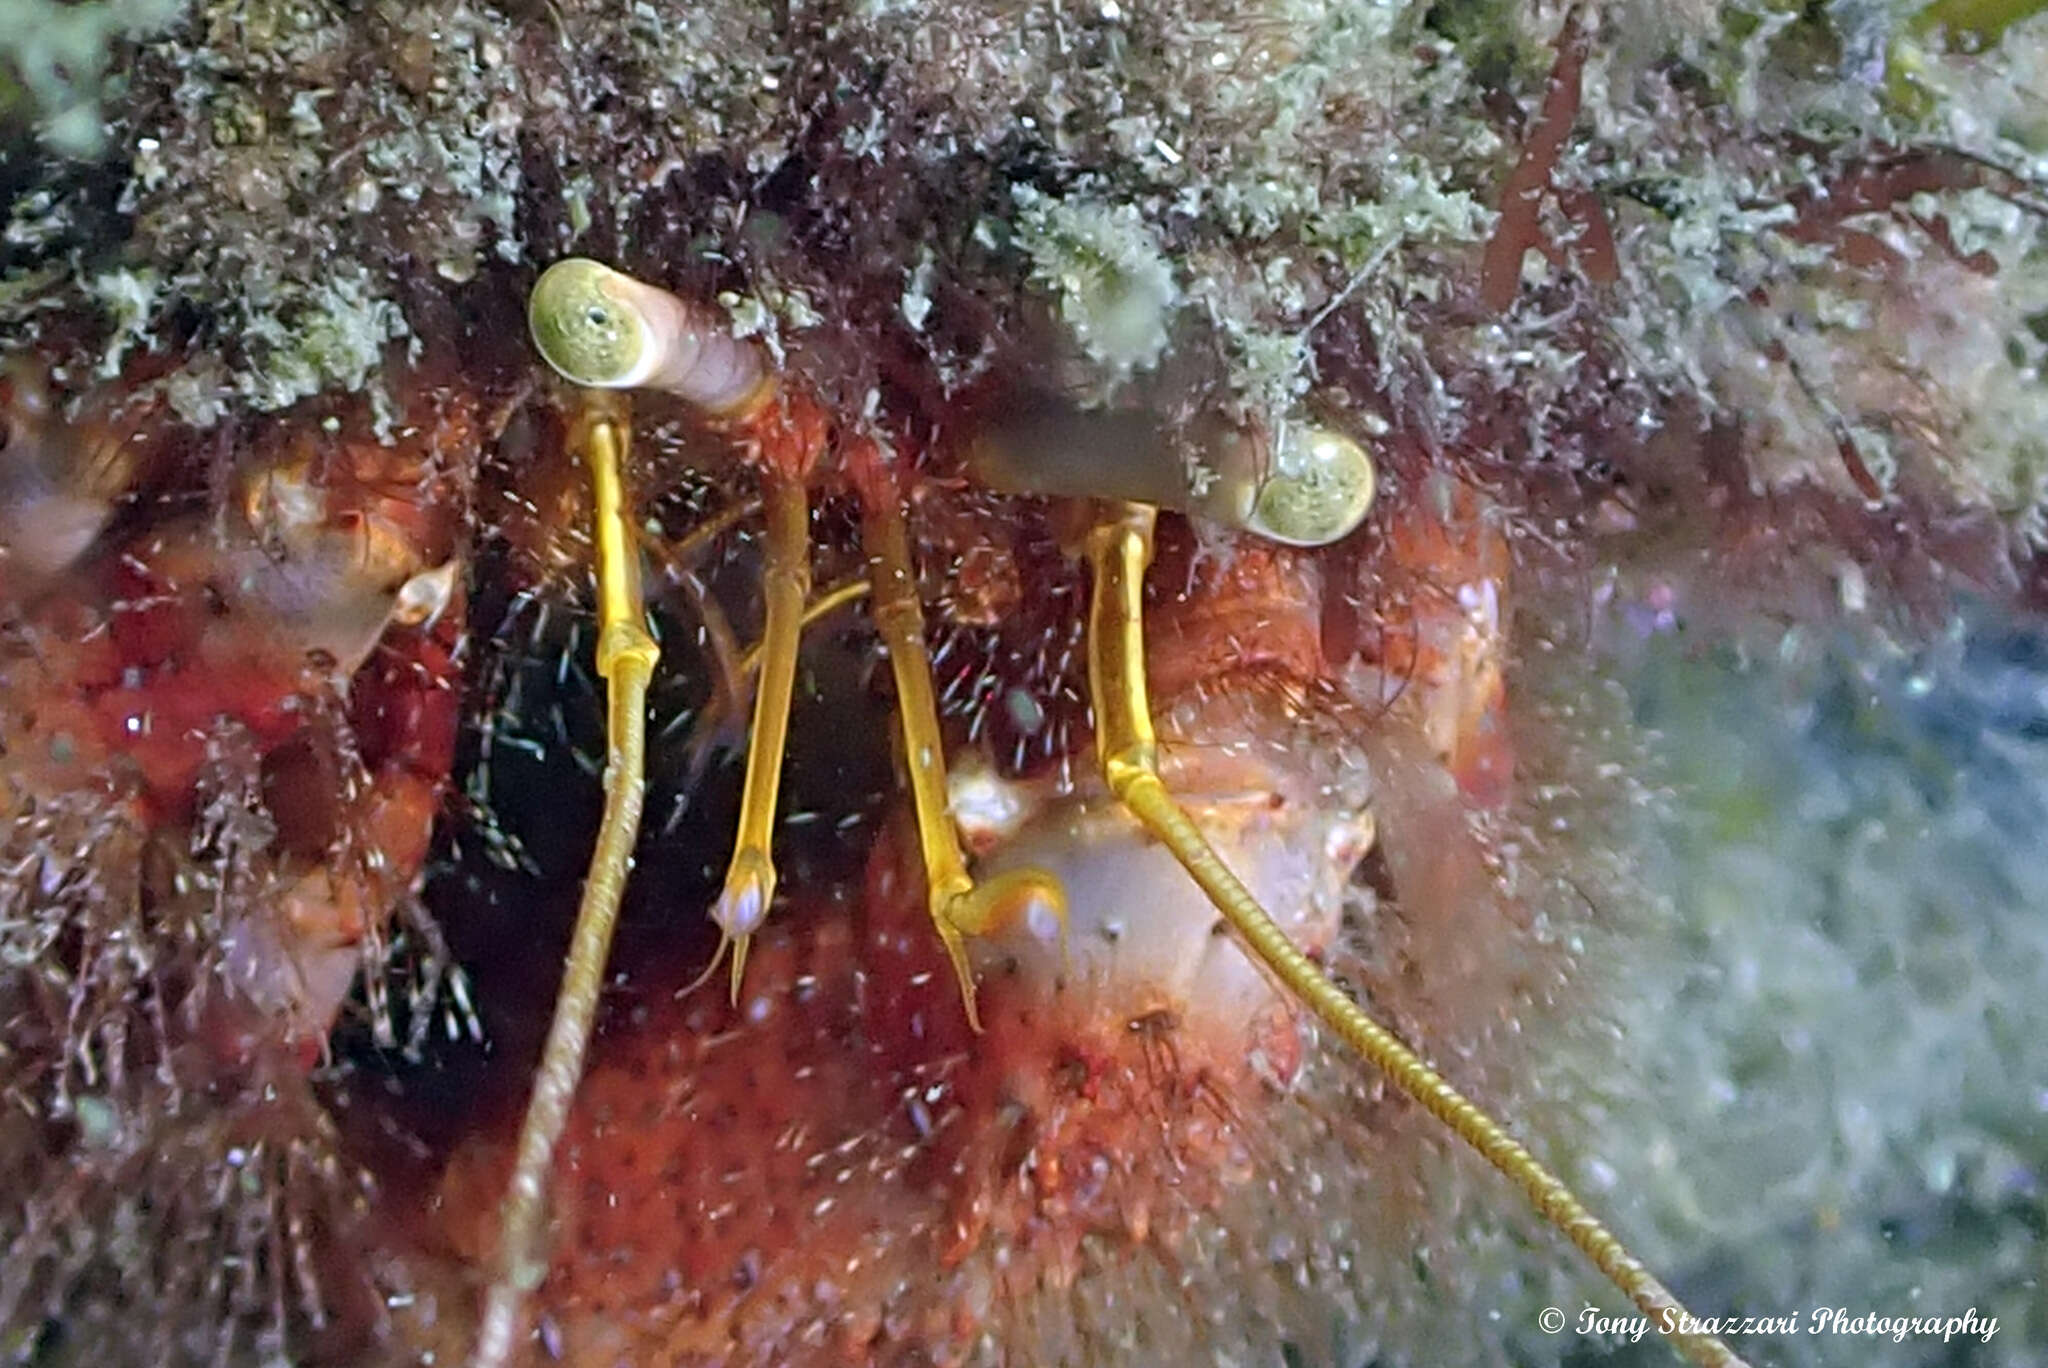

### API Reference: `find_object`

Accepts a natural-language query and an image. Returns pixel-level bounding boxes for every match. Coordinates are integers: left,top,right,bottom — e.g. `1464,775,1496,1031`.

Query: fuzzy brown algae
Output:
3,3,2047,1367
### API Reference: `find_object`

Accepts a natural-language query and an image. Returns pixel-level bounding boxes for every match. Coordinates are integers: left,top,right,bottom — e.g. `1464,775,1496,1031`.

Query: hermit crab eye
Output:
967,398,1377,549
528,258,652,388
1240,422,1377,548
526,256,770,416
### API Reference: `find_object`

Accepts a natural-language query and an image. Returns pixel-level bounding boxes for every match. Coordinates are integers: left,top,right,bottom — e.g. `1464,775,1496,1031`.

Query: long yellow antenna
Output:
471,393,659,1368
1083,502,1747,1368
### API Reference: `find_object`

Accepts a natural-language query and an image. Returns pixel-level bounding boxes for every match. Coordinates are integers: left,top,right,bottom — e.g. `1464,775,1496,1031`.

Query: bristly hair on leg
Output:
0,728,394,1362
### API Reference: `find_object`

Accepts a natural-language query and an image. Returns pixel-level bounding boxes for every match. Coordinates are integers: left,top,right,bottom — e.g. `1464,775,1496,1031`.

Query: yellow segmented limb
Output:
860,488,1067,1031
705,467,810,1001
473,393,660,1368
1082,502,1748,1368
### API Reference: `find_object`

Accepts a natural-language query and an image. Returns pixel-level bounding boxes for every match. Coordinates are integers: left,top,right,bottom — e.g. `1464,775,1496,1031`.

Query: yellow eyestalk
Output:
529,257,772,417
473,392,659,1368
529,256,811,1006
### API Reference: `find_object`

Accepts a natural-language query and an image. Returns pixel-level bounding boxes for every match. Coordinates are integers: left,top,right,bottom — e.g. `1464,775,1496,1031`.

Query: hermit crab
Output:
5,2,2047,1366
419,253,1742,1368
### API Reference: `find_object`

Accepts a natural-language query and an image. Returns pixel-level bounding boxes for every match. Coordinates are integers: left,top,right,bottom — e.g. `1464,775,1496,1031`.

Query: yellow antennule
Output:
1082,501,1748,1368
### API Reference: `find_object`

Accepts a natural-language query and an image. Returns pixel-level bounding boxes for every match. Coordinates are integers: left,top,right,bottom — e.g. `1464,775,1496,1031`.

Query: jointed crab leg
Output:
705,466,810,998
474,393,659,1368
856,456,1066,1029
649,497,762,721
528,256,829,1001
1082,502,1747,1368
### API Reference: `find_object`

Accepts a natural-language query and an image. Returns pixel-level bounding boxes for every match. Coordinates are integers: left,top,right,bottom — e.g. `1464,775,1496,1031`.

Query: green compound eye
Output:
1243,424,1378,548
529,258,650,388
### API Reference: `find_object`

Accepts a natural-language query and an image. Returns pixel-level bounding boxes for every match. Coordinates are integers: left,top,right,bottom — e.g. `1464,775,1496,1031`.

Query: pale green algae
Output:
4,0,2045,531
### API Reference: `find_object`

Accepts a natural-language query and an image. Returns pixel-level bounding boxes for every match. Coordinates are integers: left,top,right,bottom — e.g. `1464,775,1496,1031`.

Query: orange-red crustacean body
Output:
0,195,1643,1368
0,359,473,1057
7,3,2046,1363
357,322,1525,1364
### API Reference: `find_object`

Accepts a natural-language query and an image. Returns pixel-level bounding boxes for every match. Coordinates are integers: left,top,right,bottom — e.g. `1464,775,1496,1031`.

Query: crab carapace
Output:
0,232,1743,1363
10,46,2045,1363
417,256,1742,1368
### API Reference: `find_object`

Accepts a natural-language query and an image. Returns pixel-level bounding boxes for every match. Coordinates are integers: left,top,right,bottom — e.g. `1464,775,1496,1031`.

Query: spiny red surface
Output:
427,820,1281,1366
4,388,474,824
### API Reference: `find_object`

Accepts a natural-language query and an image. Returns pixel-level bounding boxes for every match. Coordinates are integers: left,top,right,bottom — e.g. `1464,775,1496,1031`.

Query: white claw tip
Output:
713,875,768,937
1024,894,1065,945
